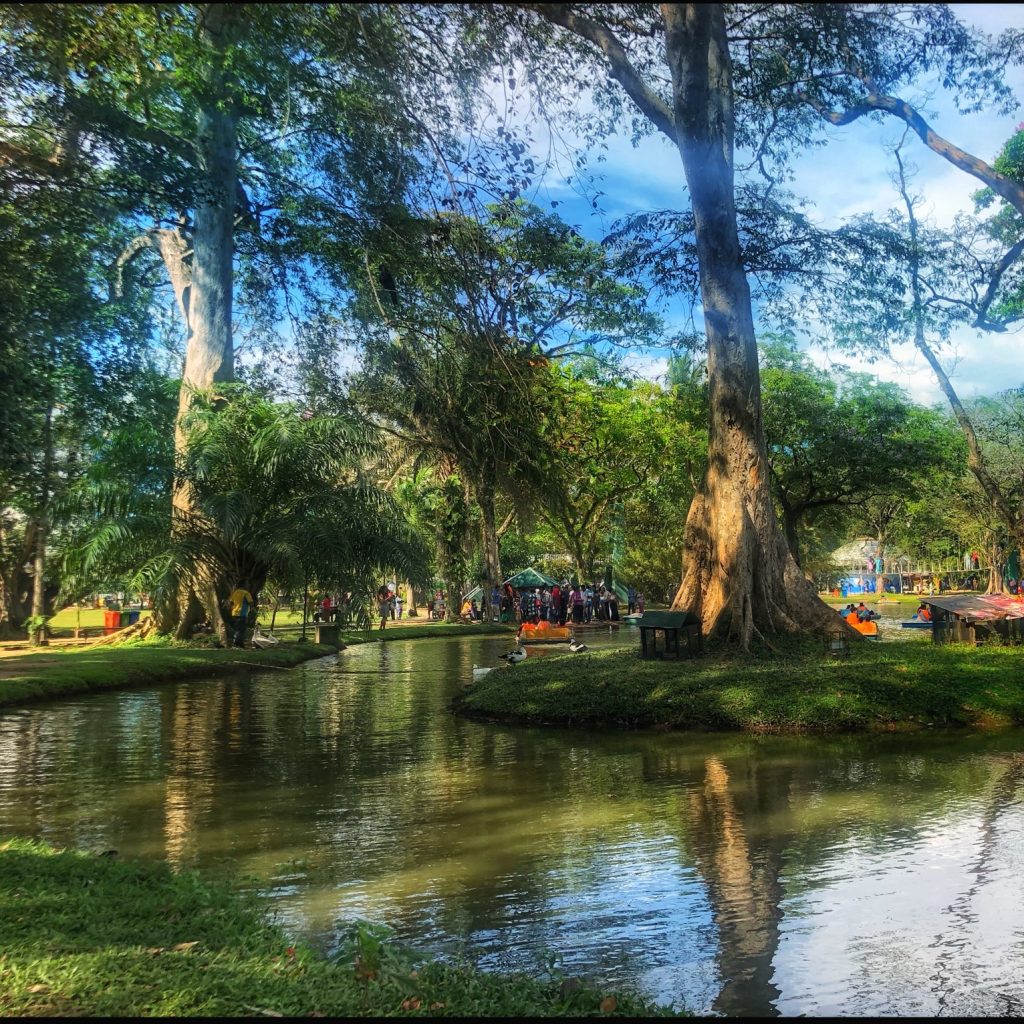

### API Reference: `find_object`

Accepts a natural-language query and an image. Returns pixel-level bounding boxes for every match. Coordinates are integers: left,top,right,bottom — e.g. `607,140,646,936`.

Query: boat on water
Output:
900,620,932,630
850,618,880,639
518,621,572,644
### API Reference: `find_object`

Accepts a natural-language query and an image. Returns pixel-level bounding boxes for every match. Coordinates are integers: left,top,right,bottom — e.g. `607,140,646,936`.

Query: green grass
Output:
454,636,1024,733
47,606,152,630
0,838,677,1017
0,641,336,709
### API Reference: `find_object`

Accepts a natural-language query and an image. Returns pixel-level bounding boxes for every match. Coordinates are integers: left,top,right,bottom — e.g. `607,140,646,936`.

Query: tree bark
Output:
475,479,502,621
169,3,240,642
661,4,836,644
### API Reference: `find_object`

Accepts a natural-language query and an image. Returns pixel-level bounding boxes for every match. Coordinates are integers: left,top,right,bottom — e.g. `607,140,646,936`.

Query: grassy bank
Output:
0,838,674,1017
0,642,335,709
454,638,1024,733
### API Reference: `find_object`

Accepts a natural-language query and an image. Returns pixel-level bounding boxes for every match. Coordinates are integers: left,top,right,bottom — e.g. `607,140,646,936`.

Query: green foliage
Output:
0,838,674,1017
534,359,703,587
759,337,958,562
65,385,430,616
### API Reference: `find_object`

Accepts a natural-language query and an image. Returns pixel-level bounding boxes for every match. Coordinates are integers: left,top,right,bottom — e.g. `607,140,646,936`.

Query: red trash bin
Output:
103,610,121,635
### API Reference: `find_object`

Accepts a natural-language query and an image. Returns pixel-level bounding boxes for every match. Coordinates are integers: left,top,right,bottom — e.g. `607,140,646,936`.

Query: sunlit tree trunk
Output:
662,4,836,644
170,3,240,643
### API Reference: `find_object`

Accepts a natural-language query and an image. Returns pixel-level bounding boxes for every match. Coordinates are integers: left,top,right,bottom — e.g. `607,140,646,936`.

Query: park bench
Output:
637,610,703,659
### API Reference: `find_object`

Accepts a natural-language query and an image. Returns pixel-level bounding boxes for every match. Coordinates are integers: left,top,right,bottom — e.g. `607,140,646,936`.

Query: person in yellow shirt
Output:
227,584,254,648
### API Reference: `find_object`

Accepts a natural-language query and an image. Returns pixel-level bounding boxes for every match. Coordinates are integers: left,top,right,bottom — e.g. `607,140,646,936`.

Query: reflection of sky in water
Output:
776,796,1024,1017
0,635,1022,1016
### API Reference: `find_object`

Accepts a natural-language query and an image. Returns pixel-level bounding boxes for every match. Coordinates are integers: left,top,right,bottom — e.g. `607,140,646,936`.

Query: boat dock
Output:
922,594,1024,644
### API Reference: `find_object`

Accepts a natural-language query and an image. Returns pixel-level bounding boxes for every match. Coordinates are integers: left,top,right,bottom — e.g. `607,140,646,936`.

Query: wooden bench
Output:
637,610,702,659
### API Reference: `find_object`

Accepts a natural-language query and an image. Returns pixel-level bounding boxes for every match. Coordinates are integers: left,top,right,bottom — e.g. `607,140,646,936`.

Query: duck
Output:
500,645,527,665
472,664,495,681
568,638,588,653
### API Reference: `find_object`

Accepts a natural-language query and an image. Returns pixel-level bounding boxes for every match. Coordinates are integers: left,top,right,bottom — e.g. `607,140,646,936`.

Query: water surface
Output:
1,632,1022,1016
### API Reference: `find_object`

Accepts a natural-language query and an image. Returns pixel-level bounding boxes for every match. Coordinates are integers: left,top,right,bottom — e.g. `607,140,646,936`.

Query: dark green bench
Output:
637,610,702,659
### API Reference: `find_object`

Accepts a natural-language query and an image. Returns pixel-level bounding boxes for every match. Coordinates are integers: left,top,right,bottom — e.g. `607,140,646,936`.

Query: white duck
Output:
472,665,494,682
500,645,527,665
568,638,588,653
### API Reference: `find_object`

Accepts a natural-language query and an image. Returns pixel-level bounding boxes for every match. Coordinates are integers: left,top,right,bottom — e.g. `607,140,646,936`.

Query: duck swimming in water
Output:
568,638,588,653
500,645,527,664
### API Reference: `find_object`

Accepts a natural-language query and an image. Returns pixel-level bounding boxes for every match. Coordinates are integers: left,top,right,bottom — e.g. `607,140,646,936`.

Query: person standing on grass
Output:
378,589,391,631
227,584,255,649
395,592,403,619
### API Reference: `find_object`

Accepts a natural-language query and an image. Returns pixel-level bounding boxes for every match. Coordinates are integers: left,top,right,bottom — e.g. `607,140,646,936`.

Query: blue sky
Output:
514,4,1024,405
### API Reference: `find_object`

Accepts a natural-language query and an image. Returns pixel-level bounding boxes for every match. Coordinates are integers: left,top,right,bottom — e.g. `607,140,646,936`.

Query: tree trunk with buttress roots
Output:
662,5,838,644
171,3,240,642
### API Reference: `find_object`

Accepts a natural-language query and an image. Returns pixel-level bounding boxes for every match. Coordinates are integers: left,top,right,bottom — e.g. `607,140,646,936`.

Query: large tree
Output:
459,2,1020,645
760,338,950,566
350,201,657,620
0,3,464,636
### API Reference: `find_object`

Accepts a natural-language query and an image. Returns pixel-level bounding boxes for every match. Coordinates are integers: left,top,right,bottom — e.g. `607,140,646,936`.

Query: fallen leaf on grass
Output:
27,984,50,994
172,941,199,952
400,997,422,1011
600,995,618,1013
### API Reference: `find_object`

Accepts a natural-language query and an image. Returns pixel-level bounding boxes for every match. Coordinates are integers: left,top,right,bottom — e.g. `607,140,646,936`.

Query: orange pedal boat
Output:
518,620,572,644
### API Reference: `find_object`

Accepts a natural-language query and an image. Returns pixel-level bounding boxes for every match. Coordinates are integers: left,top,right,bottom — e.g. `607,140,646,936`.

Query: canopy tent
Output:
505,567,559,590
463,571,639,609
463,567,560,604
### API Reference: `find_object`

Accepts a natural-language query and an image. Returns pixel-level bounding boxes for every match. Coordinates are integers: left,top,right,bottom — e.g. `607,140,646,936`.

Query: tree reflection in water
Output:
0,637,1023,1015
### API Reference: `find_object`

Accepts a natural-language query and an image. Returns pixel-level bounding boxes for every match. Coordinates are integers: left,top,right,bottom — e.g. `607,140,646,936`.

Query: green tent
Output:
504,567,559,590
463,567,560,603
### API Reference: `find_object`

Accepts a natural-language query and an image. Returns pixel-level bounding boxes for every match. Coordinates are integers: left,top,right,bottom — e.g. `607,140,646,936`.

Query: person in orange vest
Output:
914,603,932,622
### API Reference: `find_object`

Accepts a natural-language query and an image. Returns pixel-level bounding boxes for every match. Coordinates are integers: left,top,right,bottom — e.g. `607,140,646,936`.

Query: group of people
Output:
841,602,879,625
312,592,355,624
512,583,644,626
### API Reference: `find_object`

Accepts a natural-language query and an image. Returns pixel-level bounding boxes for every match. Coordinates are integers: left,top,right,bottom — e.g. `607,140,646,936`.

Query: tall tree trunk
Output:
478,481,502,621
662,4,835,644
171,3,240,643
29,388,55,644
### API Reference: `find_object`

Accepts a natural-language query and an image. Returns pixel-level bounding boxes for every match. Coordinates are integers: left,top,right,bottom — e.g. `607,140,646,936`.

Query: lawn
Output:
0,838,675,1017
454,636,1024,733
0,641,336,708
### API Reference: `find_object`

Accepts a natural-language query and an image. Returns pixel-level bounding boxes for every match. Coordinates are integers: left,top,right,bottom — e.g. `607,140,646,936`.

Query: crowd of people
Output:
506,582,644,625
308,578,652,631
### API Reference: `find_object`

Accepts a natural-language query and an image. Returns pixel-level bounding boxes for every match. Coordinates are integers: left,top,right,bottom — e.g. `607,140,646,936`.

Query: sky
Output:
516,4,1024,406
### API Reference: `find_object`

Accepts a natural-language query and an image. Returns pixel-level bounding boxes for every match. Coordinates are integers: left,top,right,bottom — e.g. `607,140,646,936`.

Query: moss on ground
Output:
453,637,1024,733
0,838,675,1017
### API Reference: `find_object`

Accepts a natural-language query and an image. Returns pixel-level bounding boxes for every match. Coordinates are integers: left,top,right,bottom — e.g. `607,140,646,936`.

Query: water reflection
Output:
0,634,1022,1015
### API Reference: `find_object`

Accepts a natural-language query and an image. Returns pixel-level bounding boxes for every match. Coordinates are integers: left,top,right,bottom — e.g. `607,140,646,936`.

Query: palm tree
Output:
65,385,430,642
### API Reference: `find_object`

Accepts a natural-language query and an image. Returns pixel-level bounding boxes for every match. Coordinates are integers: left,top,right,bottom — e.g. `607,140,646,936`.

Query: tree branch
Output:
109,232,156,300
974,237,1024,330
801,89,1024,215
532,4,676,140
